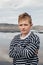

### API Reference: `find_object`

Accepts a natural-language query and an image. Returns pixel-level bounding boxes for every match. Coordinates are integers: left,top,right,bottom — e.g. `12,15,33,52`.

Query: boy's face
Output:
18,19,32,35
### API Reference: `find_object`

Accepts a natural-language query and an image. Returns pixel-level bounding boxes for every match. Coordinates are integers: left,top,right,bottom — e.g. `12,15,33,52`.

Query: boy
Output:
9,12,40,65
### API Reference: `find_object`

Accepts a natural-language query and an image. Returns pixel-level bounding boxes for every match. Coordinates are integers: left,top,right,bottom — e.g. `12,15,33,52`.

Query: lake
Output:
0,32,43,65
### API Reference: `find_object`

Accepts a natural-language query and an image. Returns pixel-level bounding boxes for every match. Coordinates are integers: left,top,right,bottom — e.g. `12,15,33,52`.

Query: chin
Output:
22,32,27,34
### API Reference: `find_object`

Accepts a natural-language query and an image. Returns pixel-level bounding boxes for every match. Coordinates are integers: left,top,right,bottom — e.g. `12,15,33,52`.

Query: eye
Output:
19,24,22,26
24,24,28,26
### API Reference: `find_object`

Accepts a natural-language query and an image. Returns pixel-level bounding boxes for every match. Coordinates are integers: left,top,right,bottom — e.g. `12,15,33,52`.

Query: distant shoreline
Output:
0,23,43,33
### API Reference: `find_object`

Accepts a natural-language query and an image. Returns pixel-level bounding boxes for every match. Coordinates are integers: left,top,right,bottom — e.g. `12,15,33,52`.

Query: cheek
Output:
19,26,22,30
26,26,31,30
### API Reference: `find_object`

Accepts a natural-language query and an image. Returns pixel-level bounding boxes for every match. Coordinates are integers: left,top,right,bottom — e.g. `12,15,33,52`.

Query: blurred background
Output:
0,0,43,65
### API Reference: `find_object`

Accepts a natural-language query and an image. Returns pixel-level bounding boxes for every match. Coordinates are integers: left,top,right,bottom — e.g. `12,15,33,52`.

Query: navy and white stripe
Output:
9,32,40,65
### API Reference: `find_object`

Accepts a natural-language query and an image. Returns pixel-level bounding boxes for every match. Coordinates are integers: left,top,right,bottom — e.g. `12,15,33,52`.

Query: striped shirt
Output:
9,32,40,65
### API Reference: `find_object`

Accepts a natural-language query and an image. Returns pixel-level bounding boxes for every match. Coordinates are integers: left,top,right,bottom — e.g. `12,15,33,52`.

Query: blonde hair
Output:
18,12,32,25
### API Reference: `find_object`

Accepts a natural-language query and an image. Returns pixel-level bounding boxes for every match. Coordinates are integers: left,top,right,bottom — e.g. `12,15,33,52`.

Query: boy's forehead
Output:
18,19,29,24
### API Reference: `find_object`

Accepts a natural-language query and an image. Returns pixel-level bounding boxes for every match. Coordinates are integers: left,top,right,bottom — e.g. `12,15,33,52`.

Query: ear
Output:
31,23,33,26
30,23,33,30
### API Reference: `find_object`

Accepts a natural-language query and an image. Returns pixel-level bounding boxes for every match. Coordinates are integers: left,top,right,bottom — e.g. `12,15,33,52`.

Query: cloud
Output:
0,0,43,25
0,0,10,8
0,0,43,9
0,0,24,9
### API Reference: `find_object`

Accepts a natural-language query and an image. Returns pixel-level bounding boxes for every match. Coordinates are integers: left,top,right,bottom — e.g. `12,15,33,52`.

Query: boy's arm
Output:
20,36,40,58
35,49,38,54
9,37,17,58
9,38,15,58
9,36,22,59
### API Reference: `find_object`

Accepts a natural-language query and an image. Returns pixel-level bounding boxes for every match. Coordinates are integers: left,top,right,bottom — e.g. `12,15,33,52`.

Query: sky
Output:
0,0,43,25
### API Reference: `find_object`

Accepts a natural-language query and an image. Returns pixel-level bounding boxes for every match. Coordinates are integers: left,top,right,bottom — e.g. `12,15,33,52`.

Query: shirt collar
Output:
20,31,31,40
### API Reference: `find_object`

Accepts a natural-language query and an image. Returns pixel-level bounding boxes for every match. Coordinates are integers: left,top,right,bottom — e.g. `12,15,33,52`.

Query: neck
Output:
21,32,30,38
21,33,28,37
20,31,31,39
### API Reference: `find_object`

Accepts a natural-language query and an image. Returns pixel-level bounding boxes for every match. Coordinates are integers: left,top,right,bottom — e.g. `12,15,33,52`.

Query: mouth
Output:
22,30,26,31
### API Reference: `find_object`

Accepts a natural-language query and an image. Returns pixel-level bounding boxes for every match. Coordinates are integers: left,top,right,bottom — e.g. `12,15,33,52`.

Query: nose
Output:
22,25,25,28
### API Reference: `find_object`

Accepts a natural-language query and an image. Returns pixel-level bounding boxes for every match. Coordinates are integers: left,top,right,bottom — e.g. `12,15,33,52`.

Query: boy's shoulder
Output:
13,34,20,40
30,32,39,39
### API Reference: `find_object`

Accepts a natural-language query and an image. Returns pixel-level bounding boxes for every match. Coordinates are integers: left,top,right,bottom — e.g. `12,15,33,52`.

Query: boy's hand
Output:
35,49,38,54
